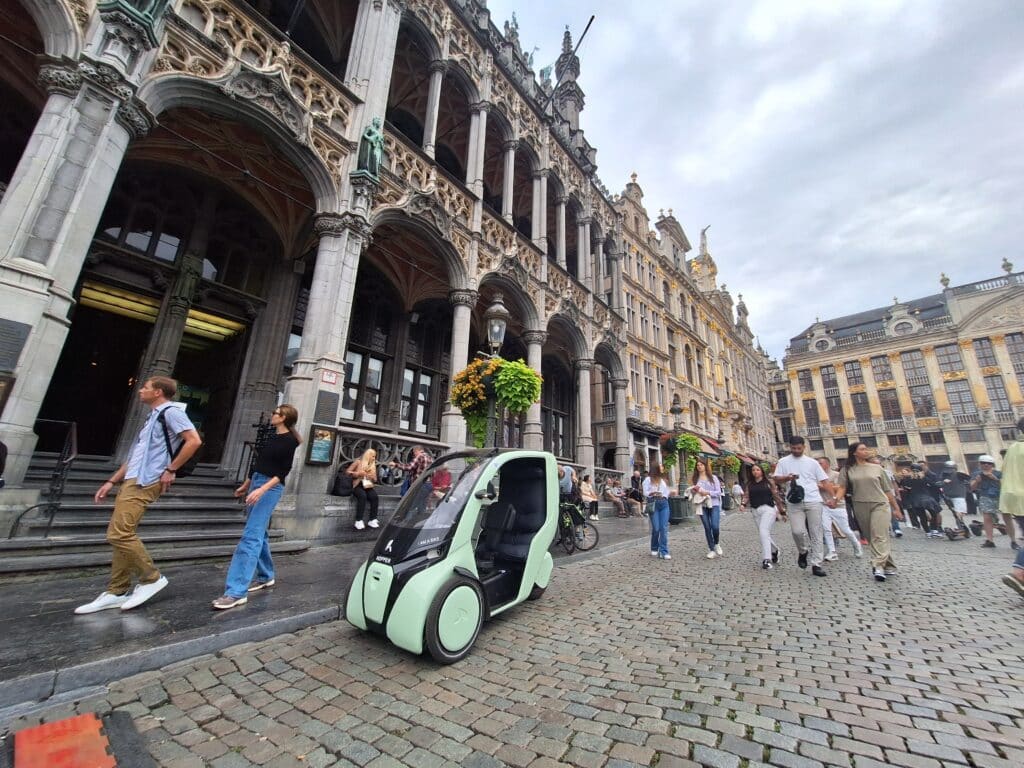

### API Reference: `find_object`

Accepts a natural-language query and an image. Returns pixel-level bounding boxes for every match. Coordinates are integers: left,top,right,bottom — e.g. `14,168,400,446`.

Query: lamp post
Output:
483,293,509,448
669,396,684,492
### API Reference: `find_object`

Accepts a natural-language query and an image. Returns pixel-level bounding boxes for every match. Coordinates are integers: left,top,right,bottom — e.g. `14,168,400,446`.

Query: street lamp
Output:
483,293,510,447
484,292,509,355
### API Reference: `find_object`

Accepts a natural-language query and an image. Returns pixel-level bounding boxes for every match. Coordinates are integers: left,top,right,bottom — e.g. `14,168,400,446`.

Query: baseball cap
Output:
944,460,956,467
979,455,996,464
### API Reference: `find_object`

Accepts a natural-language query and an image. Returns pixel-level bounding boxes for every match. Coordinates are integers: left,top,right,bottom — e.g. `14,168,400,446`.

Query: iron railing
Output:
8,420,78,538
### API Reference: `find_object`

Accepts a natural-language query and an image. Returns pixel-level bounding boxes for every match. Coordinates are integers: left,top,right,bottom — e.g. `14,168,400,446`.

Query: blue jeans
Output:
648,498,670,556
1014,542,1024,571
225,472,282,598
700,505,722,551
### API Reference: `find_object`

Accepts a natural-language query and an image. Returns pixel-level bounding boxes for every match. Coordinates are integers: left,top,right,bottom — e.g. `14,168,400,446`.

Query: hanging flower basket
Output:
451,357,542,447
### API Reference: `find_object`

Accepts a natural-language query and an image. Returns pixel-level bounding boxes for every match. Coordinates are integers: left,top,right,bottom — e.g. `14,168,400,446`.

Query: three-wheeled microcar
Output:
345,449,559,663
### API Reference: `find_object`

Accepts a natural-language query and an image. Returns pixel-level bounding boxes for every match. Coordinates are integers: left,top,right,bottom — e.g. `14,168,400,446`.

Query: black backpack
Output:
330,463,354,497
157,409,198,477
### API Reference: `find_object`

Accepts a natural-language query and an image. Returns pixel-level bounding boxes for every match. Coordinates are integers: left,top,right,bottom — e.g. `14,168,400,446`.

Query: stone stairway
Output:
0,454,310,575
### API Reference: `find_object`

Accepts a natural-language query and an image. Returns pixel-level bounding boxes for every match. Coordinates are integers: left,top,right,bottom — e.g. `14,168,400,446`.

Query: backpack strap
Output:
156,409,181,462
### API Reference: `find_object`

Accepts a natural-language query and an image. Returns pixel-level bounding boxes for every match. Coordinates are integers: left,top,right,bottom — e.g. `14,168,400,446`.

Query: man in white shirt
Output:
773,435,833,576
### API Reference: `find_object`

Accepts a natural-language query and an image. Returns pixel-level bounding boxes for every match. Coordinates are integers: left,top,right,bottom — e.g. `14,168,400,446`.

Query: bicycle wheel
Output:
559,516,576,553
575,521,599,551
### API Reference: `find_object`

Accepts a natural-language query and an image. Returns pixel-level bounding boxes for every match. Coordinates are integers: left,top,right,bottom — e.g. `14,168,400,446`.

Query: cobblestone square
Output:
4,515,1022,767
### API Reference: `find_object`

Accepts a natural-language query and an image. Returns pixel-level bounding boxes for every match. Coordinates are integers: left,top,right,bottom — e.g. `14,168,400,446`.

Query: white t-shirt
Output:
775,455,828,503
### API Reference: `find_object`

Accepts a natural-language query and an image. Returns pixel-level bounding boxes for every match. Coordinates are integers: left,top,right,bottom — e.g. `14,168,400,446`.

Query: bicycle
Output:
555,500,599,554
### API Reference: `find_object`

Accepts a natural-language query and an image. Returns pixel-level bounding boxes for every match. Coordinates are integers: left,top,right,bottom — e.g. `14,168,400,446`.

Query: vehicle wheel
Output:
576,522,599,551
528,584,546,600
424,575,485,664
559,521,576,554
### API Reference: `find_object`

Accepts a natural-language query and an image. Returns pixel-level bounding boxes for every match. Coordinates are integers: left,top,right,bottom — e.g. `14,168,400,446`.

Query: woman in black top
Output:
213,405,302,609
743,463,786,570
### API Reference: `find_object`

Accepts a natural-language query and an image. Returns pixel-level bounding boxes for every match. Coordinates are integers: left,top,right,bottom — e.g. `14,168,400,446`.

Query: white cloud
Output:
485,0,1024,359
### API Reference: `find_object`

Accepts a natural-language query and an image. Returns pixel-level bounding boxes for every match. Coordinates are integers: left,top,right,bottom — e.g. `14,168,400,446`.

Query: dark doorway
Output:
38,304,151,455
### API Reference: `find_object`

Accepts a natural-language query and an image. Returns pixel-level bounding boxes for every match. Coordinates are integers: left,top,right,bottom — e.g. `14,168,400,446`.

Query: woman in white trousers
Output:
819,457,863,559
743,464,787,569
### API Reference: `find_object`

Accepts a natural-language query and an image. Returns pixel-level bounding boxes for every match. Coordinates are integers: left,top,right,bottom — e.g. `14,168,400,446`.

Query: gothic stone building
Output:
773,268,1024,470
0,0,633,542
607,174,774,476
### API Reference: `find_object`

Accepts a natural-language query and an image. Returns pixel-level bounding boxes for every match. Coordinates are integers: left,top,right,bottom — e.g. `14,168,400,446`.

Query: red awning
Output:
697,437,720,456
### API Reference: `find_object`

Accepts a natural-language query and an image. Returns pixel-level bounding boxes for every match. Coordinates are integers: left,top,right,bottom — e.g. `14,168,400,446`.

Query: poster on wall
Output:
306,425,338,465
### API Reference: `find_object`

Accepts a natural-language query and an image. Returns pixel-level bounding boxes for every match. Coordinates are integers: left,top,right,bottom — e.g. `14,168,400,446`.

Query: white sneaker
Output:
854,545,864,558
715,544,723,555
354,520,365,530
706,551,716,559
651,550,659,556
367,519,380,529
824,552,839,561
662,554,672,560
121,576,168,611
74,591,130,615
589,514,599,521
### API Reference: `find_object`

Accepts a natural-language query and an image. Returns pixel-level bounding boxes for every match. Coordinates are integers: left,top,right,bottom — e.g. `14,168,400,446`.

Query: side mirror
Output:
474,482,497,501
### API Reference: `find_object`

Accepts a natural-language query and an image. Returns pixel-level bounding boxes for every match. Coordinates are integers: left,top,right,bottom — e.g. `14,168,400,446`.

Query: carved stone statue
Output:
700,225,711,256
357,117,384,179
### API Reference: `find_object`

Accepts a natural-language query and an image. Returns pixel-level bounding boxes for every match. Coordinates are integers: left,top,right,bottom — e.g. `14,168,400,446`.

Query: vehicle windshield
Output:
373,455,491,561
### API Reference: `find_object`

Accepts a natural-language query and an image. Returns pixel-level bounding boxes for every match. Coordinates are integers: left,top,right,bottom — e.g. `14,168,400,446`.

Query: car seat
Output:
491,460,547,562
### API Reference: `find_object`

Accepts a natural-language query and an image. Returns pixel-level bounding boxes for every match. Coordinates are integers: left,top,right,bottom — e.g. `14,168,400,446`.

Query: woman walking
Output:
690,460,724,559
349,448,380,530
744,464,786,569
213,405,301,609
644,464,672,560
834,442,903,582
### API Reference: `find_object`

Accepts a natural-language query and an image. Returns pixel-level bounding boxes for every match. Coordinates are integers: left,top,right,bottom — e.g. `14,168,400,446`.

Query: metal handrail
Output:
8,420,78,539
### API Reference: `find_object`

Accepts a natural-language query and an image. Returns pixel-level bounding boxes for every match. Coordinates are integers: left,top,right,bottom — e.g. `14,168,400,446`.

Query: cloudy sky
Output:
486,0,1024,360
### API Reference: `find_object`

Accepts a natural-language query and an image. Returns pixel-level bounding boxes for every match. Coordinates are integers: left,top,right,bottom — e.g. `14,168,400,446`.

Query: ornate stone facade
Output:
606,174,773,476
0,0,633,542
774,269,1024,469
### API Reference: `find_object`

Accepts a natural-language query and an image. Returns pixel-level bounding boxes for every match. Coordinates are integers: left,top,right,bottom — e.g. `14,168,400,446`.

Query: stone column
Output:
440,289,477,449
0,62,149,485
593,239,605,294
555,195,567,269
501,140,516,222
612,378,630,473
921,346,951,411
532,170,547,254
990,334,1023,403
280,210,373,540
608,243,625,314
469,102,488,196
576,359,595,473
221,260,301,472
578,216,591,285
343,0,404,121
522,330,546,450
421,61,447,159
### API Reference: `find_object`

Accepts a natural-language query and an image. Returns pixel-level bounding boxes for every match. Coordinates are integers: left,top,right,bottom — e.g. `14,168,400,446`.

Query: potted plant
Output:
660,432,702,523
451,357,541,447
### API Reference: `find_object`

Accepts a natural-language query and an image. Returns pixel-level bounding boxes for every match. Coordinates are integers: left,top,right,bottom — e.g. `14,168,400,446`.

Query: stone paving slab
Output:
0,514,653,711
2,514,1021,767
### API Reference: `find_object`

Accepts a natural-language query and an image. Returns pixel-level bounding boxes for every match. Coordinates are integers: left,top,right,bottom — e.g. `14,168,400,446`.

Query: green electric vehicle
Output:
345,449,559,663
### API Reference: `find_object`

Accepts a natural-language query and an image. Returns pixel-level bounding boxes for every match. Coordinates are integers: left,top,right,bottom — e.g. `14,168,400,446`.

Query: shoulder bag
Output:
157,410,198,477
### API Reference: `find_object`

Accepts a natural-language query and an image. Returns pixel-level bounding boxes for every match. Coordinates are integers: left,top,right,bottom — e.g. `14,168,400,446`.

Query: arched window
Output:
684,344,694,382
663,281,671,310
401,299,452,434
342,268,400,426
542,356,574,459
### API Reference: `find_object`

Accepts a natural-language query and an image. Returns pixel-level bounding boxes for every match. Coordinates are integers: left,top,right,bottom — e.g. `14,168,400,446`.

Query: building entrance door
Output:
38,299,152,455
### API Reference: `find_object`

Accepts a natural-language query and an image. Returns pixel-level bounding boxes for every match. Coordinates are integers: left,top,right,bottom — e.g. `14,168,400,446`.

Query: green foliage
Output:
494,358,542,414
722,455,741,474
675,433,702,456
464,411,488,448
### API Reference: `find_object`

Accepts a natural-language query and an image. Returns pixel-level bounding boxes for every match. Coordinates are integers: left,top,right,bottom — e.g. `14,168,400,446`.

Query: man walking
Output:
1001,419,1024,594
773,436,832,576
75,376,201,614
390,445,432,496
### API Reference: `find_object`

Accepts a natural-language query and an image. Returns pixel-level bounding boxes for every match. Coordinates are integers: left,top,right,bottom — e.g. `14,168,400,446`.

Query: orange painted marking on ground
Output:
14,713,116,768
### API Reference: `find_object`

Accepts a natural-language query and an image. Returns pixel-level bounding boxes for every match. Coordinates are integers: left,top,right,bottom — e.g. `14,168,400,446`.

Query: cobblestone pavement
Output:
4,514,1023,767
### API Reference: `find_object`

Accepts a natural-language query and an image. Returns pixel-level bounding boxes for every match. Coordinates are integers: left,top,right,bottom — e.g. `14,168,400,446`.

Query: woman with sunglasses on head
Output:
213,405,302,609
833,442,902,583
690,459,724,559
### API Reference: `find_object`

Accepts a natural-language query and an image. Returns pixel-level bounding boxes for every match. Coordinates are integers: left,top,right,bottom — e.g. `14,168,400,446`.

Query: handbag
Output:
361,477,374,489
786,480,805,504
330,467,353,497
157,409,198,477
